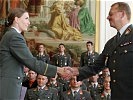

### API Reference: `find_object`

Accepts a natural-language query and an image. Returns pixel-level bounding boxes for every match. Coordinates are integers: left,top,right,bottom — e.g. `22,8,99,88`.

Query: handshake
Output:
57,67,79,80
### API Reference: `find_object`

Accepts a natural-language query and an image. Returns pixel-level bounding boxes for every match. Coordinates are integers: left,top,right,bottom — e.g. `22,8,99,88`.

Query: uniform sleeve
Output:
9,33,57,77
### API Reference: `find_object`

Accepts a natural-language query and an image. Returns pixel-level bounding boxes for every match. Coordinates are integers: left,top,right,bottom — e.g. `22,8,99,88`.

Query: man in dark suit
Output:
80,41,99,67
0,8,72,99
70,2,133,100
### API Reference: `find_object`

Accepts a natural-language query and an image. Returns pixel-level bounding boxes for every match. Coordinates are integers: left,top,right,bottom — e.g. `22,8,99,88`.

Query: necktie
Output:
73,91,78,98
88,52,91,58
93,83,96,89
39,87,43,92
116,31,121,42
107,94,111,100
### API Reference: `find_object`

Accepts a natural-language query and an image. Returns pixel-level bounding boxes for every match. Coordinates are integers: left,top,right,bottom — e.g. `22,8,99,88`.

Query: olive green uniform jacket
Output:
0,28,57,100
24,86,58,100
61,89,92,100
80,51,99,67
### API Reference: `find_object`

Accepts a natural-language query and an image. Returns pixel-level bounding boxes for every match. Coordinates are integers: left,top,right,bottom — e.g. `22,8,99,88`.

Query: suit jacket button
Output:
17,77,21,79
124,50,127,53
113,70,116,72
114,51,116,53
113,80,116,83
113,60,116,63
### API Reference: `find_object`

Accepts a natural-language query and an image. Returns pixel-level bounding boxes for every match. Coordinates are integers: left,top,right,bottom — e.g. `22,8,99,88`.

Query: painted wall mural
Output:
0,0,96,66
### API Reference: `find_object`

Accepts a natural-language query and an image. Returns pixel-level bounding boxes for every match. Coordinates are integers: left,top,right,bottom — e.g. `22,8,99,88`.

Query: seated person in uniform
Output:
22,70,37,89
24,74,58,100
98,75,111,100
61,75,92,100
84,74,103,100
47,73,64,99
98,67,110,85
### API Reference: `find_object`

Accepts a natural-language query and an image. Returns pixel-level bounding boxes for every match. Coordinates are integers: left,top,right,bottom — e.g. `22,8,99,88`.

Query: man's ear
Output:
121,11,125,19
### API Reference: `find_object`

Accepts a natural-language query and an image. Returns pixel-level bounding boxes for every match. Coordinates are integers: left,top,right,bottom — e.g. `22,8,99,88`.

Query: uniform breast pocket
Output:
44,93,52,100
28,95,38,100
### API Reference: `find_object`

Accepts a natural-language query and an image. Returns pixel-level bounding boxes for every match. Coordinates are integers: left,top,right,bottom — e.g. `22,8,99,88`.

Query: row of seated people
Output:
23,68,111,100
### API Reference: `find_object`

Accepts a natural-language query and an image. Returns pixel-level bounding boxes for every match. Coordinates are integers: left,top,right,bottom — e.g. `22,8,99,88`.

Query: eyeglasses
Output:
108,10,123,17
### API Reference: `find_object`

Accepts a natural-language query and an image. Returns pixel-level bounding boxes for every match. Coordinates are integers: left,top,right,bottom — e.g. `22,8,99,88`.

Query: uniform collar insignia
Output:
79,89,83,94
67,90,71,94
33,88,38,91
52,82,58,86
44,86,48,90
101,93,105,98
97,84,101,87
67,89,83,94
47,83,50,86
125,28,131,35
89,85,92,87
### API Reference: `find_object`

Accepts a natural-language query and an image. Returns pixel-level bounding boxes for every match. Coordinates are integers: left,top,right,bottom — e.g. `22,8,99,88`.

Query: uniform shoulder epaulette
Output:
125,28,131,35
67,90,71,94
43,86,48,90
101,93,105,98
79,89,83,94
33,88,38,91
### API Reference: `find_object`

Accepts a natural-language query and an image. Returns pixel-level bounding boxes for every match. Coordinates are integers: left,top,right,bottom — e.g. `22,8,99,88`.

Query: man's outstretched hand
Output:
57,67,79,80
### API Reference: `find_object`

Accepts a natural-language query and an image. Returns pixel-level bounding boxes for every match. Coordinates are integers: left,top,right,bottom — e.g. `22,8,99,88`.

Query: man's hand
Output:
57,67,73,80
57,67,79,80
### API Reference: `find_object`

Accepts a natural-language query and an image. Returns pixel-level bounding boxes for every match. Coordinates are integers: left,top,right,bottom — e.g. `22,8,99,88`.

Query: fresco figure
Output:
48,1,82,41
75,0,95,35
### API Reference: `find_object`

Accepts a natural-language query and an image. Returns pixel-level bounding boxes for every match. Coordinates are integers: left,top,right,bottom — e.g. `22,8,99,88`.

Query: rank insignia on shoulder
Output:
125,28,131,35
